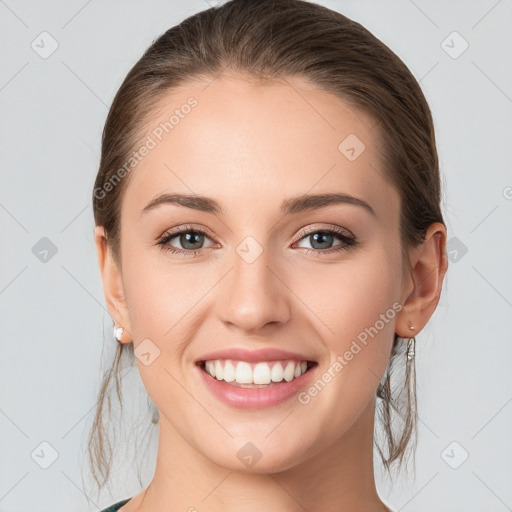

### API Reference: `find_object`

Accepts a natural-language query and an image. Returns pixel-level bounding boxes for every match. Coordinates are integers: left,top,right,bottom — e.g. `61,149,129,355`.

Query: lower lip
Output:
196,363,318,409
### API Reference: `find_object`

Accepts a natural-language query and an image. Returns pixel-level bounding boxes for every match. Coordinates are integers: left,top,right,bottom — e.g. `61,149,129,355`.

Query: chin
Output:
201,438,312,475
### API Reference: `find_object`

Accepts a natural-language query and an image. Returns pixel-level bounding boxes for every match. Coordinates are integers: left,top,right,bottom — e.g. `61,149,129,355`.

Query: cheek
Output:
290,249,401,435
120,255,209,405
297,246,401,332
291,243,401,388
121,247,214,355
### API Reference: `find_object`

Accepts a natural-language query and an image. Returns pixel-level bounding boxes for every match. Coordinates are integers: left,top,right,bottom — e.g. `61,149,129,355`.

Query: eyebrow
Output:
141,192,376,217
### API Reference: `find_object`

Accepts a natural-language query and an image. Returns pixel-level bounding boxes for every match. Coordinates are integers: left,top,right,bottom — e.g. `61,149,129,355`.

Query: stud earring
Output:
114,326,124,343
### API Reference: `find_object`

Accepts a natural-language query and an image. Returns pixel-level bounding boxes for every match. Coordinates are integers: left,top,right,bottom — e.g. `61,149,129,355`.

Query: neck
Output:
132,397,388,512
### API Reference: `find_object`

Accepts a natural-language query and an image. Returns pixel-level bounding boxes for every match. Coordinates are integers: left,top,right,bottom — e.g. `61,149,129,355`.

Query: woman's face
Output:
110,74,411,472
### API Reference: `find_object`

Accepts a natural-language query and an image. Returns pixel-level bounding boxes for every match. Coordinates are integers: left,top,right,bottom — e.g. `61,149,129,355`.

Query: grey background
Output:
1,0,511,511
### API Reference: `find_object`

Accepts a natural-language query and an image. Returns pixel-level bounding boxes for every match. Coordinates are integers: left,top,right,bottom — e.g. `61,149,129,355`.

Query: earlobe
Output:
94,226,133,343
395,222,448,337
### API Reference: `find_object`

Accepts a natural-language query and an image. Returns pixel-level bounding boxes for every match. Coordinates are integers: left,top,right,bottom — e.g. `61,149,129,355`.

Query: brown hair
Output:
89,0,445,491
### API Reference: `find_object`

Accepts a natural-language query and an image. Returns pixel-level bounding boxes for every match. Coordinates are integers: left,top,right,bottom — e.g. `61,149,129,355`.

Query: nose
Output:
217,242,292,334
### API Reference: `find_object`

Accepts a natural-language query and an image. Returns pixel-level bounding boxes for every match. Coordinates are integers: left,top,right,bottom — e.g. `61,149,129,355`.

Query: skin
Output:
94,73,447,512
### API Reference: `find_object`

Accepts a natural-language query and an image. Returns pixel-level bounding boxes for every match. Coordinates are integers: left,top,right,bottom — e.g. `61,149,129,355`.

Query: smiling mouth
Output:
197,359,318,387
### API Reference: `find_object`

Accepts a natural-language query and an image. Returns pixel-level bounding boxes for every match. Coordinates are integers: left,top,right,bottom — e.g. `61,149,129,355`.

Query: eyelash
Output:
156,224,357,258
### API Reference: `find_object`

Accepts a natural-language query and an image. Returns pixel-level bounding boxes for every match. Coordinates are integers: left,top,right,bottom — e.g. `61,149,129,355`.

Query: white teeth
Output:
253,362,271,384
215,360,223,380
203,359,309,385
235,362,253,384
271,362,284,382
223,360,236,382
283,361,295,382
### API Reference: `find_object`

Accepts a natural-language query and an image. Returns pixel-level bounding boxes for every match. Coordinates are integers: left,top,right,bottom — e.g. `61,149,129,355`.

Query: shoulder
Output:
99,498,132,512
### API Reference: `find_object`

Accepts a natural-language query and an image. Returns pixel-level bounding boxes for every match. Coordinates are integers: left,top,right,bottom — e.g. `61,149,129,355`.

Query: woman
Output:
89,0,448,510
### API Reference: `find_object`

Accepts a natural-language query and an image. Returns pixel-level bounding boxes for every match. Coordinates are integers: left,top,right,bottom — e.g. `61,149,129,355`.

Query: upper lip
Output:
196,348,316,364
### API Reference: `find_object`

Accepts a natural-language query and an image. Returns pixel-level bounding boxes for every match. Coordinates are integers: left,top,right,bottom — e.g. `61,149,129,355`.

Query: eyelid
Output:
159,223,217,241
294,223,355,241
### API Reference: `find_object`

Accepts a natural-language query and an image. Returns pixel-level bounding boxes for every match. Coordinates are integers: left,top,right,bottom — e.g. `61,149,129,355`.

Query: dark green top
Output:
100,498,132,512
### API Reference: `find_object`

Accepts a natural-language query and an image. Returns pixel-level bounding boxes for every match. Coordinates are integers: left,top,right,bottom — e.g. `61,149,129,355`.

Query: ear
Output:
94,225,132,344
395,222,448,337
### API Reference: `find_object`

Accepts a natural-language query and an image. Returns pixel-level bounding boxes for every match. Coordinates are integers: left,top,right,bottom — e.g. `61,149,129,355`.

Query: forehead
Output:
122,73,398,224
